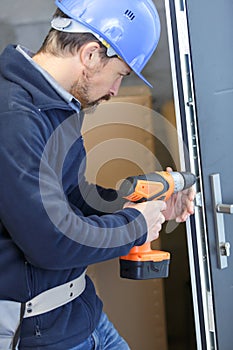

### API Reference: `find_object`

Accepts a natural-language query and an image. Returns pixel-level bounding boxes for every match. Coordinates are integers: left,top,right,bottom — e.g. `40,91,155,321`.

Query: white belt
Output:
24,270,86,318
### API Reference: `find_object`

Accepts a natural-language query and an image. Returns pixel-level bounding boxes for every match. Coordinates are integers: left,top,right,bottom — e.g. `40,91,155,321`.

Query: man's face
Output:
70,57,131,113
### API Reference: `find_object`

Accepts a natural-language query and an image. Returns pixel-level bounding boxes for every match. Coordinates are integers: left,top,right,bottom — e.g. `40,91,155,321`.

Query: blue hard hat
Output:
54,0,161,87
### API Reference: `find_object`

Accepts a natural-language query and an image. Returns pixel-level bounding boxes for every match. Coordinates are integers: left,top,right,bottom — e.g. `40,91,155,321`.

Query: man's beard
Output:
70,76,111,114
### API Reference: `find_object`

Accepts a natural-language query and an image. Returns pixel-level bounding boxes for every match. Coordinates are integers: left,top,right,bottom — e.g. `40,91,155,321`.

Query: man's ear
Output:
79,42,102,69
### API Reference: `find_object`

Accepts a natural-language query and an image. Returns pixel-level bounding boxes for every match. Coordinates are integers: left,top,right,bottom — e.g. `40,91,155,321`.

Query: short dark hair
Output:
37,8,109,60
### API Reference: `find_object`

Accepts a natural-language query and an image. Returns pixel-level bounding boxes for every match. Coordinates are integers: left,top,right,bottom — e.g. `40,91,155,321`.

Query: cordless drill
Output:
118,171,196,280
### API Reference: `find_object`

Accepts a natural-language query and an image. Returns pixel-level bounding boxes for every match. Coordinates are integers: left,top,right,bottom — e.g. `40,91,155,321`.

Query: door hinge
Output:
207,291,215,332
195,192,203,207
176,10,189,54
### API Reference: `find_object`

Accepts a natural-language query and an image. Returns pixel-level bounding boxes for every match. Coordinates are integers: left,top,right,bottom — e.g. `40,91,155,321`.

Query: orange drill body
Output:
122,171,175,202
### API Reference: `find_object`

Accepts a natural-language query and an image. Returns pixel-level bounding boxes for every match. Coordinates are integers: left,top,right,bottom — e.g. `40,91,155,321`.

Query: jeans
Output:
69,312,130,350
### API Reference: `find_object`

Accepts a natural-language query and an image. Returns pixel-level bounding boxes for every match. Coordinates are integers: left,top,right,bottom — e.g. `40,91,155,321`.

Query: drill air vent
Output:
124,9,135,21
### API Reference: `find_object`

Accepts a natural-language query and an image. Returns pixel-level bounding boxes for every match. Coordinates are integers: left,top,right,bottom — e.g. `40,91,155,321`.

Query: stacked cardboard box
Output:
83,86,168,350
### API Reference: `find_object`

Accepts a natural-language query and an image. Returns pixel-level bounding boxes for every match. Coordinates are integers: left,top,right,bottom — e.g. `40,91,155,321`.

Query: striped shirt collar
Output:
16,45,81,112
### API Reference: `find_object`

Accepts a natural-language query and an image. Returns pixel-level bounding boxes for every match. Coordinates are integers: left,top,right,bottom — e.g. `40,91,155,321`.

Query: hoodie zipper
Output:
25,261,42,337
25,261,32,299
35,324,42,337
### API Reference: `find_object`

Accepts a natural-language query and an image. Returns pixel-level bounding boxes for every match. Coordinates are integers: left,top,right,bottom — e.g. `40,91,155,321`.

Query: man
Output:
0,0,195,349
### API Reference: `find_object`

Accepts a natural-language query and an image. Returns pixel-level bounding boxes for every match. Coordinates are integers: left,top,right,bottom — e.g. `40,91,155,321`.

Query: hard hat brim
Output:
136,72,153,88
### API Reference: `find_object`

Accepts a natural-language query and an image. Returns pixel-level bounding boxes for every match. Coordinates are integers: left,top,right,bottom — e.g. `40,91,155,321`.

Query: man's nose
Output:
109,77,123,97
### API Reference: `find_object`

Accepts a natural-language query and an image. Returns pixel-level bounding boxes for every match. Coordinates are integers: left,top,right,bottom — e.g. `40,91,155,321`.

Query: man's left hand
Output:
162,167,196,222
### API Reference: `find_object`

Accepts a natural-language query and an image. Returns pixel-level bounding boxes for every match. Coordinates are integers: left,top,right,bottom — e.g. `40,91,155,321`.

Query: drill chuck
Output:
170,171,196,193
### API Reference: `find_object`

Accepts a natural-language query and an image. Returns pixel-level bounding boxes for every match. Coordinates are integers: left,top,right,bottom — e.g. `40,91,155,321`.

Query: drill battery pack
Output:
120,246,170,280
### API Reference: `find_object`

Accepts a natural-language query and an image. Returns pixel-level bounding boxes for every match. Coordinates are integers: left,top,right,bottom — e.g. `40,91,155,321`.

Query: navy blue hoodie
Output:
0,45,147,349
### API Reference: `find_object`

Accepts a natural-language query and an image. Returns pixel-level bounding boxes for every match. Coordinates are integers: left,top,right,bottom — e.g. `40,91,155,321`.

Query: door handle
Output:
216,204,233,214
210,173,232,269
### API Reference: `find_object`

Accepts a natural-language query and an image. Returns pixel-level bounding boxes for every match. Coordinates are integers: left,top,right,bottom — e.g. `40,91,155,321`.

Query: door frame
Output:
164,1,217,348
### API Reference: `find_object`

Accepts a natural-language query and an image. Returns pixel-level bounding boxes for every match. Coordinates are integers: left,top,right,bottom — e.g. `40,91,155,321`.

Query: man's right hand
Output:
123,201,166,242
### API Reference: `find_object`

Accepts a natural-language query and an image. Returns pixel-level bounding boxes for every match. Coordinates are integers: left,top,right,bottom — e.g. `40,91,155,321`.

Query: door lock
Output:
220,242,231,257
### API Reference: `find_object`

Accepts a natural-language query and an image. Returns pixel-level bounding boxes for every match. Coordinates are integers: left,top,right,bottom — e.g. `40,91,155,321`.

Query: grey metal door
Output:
165,0,233,349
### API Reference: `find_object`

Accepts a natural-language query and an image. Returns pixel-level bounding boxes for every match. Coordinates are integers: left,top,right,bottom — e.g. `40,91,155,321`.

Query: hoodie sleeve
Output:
0,109,147,270
68,179,127,217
